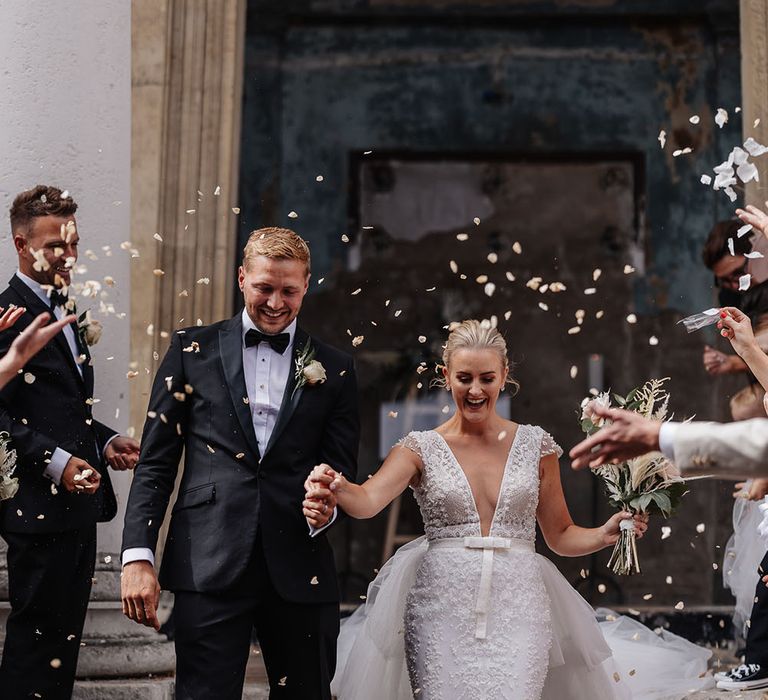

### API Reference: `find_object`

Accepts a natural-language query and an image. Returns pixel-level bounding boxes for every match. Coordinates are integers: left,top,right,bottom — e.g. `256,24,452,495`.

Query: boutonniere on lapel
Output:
77,310,103,347
292,341,326,398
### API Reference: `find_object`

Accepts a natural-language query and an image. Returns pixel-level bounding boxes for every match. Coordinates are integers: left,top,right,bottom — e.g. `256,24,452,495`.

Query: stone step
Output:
684,691,767,699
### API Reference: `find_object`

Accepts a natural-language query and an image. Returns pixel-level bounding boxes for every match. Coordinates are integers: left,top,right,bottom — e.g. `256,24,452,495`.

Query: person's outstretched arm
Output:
718,307,768,393
0,310,76,389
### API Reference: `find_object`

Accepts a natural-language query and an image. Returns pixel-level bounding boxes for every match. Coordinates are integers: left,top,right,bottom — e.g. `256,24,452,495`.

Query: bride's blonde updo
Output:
437,319,520,393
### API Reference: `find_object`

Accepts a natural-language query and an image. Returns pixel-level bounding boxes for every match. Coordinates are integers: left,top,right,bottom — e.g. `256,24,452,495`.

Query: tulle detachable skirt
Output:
331,537,713,700
723,484,768,637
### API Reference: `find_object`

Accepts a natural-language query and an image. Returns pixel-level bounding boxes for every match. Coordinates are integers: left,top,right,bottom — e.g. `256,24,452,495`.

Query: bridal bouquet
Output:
0,432,19,501
579,378,688,575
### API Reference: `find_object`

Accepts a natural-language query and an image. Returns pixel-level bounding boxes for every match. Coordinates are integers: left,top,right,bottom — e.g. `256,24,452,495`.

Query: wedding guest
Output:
0,185,139,700
121,227,359,700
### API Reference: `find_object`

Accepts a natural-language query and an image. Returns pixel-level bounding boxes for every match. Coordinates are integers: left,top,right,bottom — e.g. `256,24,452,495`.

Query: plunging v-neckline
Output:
432,426,522,537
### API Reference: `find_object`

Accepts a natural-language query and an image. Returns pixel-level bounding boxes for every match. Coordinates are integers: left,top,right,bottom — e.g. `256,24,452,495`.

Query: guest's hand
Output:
569,404,661,470
702,345,736,375
61,456,101,494
717,307,760,358
0,312,77,391
121,561,161,631
105,436,140,471
600,511,649,546
736,203,768,238
0,305,25,332
734,478,768,501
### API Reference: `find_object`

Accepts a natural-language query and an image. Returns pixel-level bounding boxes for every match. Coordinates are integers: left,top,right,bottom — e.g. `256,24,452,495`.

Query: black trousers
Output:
173,532,339,700
746,550,768,666
0,525,96,700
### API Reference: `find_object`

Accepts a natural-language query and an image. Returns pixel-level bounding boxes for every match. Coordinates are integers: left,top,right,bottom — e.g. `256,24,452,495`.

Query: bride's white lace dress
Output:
332,425,712,700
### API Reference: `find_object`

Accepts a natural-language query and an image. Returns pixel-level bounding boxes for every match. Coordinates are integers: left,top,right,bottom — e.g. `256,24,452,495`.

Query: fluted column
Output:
130,0,246,433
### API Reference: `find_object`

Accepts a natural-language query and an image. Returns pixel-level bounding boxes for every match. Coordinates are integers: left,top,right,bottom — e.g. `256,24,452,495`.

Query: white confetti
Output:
626,314,637,324
700,174,712,185
658,130,666,149
696,523,706,533
623,265,635,275
739,273,752,291
727,238,735,256
661,526,671,540
745,251,764,259
288,211,298,219
484,283,496,297
512,241,522,255
569,365,578,379
738,224,753,237
649,336,659,346
473,217,480,225
689,115,700,125
715,108,728,128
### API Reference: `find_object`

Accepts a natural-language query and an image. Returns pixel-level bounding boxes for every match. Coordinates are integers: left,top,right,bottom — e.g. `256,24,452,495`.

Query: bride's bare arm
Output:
536,453,647,556
304,446,421,520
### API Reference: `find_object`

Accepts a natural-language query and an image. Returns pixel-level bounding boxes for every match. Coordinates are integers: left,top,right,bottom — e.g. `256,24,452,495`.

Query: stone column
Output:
130,0,246,434
741,0,768,202
740,0,768,275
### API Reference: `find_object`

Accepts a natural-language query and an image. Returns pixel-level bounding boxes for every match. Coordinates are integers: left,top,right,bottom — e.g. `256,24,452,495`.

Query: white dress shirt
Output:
14,271,116,485
122,310,334,568
242,310,296,452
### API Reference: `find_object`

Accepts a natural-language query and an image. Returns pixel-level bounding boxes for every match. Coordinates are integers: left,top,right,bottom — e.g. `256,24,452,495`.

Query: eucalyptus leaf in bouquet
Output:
579,378,688,575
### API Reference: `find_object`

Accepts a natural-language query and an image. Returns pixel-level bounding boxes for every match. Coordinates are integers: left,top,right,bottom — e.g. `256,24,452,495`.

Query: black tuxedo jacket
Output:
121,313,359,603
0,275,117,533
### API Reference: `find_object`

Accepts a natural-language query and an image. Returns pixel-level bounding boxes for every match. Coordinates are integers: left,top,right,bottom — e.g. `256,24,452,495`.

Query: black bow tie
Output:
245,328,290,355
49,290,69,309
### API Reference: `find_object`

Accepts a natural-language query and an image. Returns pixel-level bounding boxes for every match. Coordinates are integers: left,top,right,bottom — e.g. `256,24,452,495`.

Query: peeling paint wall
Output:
240,1,743,608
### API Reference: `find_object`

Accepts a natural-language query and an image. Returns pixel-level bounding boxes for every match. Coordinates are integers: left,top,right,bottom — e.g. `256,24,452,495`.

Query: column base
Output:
73,676,175,700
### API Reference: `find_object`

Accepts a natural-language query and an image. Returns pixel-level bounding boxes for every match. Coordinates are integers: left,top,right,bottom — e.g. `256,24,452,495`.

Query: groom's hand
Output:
303,464,337,528
121,561,161,631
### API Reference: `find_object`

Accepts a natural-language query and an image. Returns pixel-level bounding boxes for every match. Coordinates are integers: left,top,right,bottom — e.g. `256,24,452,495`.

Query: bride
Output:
304,319,697,699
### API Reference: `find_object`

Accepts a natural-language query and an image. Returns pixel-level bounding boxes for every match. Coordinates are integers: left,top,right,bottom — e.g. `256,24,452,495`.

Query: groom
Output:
121,227,359,699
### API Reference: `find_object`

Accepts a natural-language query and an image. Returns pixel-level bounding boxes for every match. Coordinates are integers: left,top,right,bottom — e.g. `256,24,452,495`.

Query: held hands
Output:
303,463,342,529
121,561,161,631
61,456,101,494
105,436,140,471
601,511,649,547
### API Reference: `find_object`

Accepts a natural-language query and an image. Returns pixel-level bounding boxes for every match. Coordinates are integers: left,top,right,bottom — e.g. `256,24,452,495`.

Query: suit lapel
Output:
9,276,84,387
263,327,309,458
218,315,261,462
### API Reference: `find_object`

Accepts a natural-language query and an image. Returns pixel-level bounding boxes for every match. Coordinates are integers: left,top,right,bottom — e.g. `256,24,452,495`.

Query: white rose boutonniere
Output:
303,360,327,385
293,342,326,398
78,311,103,347
0,433,19,501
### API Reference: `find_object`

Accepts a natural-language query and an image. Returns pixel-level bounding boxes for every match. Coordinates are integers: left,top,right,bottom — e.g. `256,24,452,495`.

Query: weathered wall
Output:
240,0,744,606
0,0,132,555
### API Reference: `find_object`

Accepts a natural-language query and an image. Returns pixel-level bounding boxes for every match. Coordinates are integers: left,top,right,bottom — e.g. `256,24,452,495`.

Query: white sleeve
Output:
658,422,679,461
44,447,71,485
122,548,156,567
308,507,338,537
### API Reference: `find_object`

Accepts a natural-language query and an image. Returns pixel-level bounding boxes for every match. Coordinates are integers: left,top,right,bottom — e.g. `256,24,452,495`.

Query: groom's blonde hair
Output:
439,319,519,392
243,227,311,275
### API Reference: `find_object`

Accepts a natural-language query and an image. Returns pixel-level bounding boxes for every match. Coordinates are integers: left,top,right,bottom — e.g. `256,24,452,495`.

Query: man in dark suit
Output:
0,184,140,699
121,227,359,700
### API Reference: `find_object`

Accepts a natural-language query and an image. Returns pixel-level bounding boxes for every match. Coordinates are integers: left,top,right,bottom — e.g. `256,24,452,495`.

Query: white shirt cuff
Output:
658,422,679,461
44,447,71,485
102,433,119,458
122,547,155,568
309,507,337,537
